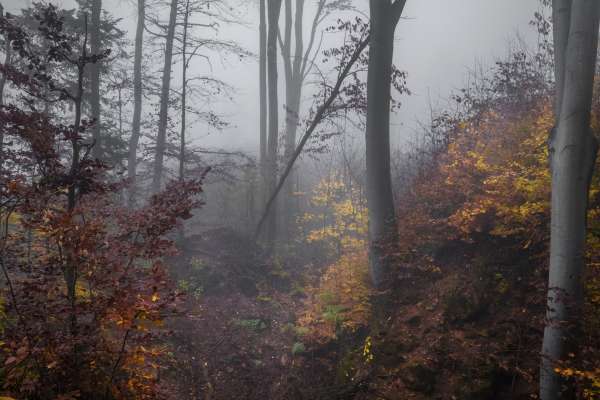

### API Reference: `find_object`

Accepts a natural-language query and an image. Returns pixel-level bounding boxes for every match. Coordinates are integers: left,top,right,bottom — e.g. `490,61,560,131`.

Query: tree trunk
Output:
180,0,190,182
365,0,406,289
265,0,283,248
90,0,102,160
0,4,11,167
128,0,145,207
541,1,600,399
259,0,267,200
281,0,304,240
152,0,178,194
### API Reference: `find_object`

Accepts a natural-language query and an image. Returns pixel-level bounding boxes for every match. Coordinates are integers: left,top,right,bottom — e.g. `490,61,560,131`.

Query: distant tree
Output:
89,0,102,160
541,0,600,398
278,0,352,239
259,0,267,201
264,0,283,248
152,0,179,194
365,0,407,288
127,0,145,207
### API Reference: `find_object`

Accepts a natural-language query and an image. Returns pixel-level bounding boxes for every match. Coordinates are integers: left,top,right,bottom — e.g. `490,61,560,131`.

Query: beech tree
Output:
90,0,102,160
127,0,145,207
264,0,283,248
152,0,179,194
278,0,351,239
365,0,407,288
540,0,600,398
259,0,267,186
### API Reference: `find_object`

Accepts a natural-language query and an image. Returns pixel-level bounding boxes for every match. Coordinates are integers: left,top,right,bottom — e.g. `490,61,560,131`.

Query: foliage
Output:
392,42,600,397
0,6,205,399
300,175,367,257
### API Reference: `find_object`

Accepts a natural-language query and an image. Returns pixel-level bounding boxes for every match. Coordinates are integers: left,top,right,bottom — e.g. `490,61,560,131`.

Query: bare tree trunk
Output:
180,0,190,182
365,0,406,289
265,0,283,248
541,1,600,398
90,0,103,160
128,0,145,207
0,4,11,167
152,0,179,194
281,0,303,240
177,0,191,242
280,0,328,239
259,0,267,200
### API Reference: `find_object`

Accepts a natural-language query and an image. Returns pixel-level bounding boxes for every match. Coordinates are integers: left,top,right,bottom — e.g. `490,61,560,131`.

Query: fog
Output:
6,1,591,399
5,0,541,152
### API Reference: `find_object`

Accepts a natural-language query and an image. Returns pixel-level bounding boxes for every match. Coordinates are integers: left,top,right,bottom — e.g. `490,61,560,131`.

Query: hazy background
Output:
4,0,543,154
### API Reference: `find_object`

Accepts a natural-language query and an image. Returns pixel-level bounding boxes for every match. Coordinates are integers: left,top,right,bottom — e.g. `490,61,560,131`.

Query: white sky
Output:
4,0,543,154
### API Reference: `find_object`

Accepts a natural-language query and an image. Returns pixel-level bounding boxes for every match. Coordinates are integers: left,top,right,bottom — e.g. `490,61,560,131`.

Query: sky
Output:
4,0,544,154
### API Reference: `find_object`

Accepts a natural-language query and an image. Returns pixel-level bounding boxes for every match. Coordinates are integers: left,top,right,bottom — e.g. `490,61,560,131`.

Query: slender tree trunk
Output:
265,0,283,248
152,0,179,194
365,0,406,289
90,0,103,160
128,0,145,207
541,1,600,398
259,0,267,191
177,0,190,242
180,0,190,182
0,4,11,167
281,0,304,240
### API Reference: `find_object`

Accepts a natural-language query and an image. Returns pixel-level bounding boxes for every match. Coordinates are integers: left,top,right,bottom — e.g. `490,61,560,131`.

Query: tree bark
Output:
365,0,406,289
264,0,283,248
259,0,268,211
180,0,190,182
541,1,600,398
152,0,179,194
90,0,103,160
0,4,10,167
127,0,145,207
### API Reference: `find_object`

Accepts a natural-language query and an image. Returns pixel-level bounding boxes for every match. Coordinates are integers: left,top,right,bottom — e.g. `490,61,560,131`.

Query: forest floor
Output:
162,231,555,400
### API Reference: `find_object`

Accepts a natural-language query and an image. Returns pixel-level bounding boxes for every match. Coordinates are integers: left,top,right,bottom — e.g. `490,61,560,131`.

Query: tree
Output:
90,0,102,160
541,0,600,398
365,0,407,288
259,0,267,187
264,0,283,248
278,0,351,239
0,4,10,165
128,0,145,207
152,0,179,194
255,18,371,239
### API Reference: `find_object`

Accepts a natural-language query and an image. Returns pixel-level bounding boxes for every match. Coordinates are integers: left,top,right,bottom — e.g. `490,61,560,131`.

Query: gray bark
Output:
180,0,190,182
280,0,329,239
541,0,600,398
264,0,283,248
152,0,179,194
552,0,571,119
365,0,406,289
0,4,10,166
90,0,102,160
127,0,145,207
259,0,268,211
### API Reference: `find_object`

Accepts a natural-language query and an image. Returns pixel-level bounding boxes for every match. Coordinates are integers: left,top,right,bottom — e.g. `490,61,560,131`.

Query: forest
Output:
0,0,598,399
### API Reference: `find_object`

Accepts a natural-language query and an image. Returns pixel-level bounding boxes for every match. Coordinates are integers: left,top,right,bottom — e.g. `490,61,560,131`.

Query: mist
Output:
1,1,599,399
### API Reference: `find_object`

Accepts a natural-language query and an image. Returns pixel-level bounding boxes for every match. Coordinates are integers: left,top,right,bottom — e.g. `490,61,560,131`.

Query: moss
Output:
291,342,306,355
